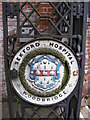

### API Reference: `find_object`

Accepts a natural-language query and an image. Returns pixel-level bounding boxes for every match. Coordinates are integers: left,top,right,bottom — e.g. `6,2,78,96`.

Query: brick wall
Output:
82,25,90,105
37,3,56,34
0,2,90,106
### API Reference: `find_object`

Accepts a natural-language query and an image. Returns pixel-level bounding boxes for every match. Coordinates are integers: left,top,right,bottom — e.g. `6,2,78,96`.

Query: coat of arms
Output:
29,55,61,90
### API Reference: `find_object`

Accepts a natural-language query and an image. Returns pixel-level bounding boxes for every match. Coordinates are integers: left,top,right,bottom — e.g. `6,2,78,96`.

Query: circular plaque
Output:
10,38,79,105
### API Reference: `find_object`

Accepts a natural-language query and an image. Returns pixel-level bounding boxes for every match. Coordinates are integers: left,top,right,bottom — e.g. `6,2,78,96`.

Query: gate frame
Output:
2,2,88,119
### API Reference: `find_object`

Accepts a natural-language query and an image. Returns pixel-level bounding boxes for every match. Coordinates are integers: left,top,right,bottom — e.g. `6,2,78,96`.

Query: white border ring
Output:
10,39,79,106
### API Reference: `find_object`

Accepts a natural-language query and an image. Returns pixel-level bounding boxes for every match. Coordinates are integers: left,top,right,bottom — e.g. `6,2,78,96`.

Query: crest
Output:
29,55,61,90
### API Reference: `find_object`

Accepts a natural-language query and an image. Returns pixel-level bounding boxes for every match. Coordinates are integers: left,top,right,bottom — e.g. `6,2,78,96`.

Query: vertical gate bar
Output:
73,3,81,35
2,2,14,118
65,102,69,120
70,2,73,48
17,2,20,37
77,3,88,119
20,99,25,118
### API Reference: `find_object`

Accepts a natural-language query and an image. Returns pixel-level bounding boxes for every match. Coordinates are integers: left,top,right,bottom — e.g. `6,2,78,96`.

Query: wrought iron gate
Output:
2,2,87,119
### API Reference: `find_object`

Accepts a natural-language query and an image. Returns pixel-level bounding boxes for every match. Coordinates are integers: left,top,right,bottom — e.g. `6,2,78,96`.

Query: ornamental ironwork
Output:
2,2,87,119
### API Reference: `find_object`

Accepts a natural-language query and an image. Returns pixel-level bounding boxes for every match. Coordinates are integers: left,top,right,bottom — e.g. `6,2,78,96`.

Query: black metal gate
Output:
2,2,87,119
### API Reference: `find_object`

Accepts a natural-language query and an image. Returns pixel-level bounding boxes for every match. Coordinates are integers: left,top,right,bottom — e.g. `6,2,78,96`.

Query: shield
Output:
29,55,61,90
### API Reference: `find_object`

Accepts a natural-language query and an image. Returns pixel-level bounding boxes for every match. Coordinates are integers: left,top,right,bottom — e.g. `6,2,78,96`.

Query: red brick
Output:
48,7,53,13
0,12,2,17
37,7,43,13
85,59,90,63
82,82,88,97
40,12,50,16
43,7,48,13
84,75,90,81
39,3,50,8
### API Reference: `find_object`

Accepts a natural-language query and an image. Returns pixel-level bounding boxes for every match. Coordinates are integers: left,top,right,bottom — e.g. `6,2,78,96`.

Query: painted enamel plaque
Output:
10,38,79,105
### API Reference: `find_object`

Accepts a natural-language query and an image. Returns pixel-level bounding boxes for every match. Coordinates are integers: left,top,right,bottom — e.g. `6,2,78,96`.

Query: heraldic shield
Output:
29,55,61,90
